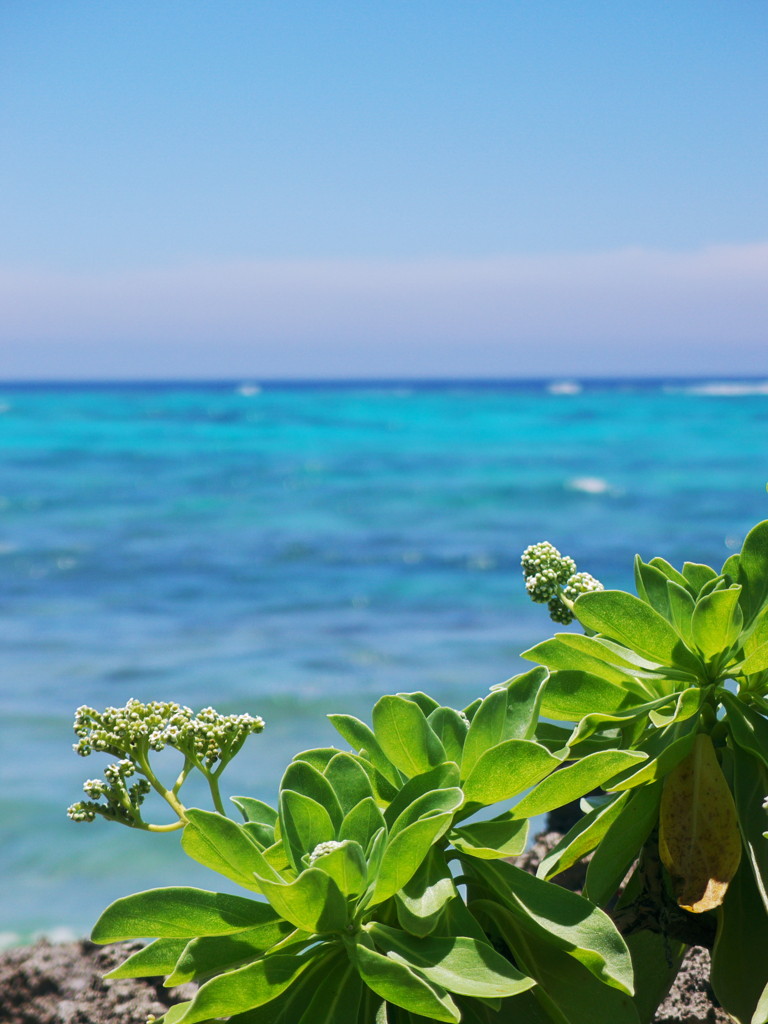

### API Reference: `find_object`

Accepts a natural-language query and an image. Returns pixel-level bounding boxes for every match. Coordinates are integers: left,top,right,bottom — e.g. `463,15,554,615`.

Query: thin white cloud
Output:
0,243,766,377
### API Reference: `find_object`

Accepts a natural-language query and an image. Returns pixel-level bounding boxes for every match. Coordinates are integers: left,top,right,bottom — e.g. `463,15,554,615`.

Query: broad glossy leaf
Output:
647,686,702,728
740,640,768,676
427,707,469,764
566,693,677,746
174,951,312,1024
463,858,634,994
574,590,699,671
461,739,560,809
604,727,696,792
450,815,529,860
539,670,639,722
737,519,768,625
624,930,686,1024
583,782,661,907
279,790,336,872
556,633,662,678
648,556,691,590
667,581,696,649
396,691,441,715
372,695,446,778
92,887,276,942
339,797,386,848
460,689,510,778
281,761,343,830
310,839,368,896
327,714,401,786
384,762,461,828
722,692,768,770
103,937,187,979
682,561,718,592
634,558,673,621
353,943,460,1023
691,586,743,660
510,750,647,819
537,792,629,882
322,751,375,814
293,954,363,1024
165,920,300,985
486,666,549,739
373,812,454,904
181,809,272,891
711,858,768,1024
474,901,640,1024
389,787,464,841
395,849,457,937
658,733,741,912
231,797,278,827
727,743,768,913
258,868,350,933
523,637,632,686
368,922,535,998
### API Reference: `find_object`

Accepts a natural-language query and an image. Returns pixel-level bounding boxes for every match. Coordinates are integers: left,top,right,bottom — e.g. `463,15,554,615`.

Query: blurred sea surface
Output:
1,377,767,942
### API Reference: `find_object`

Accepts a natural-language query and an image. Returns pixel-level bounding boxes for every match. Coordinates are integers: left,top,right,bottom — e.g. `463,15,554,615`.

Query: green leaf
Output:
634,558,673,621
103,937,188,979
740,640,768,676
368,922,535,998
165,921,301,985
537,792,629,882
728,743,768,913
258,868,349,934
181,809,271,891
279,790,336,872
174,951,313,1024
461,739,560,810
574,590,699,671
352,942,460,1023
681,561,718,592
327,714,401,787
565,693,678,747
292,953,363,1024
281,760,343,831
474,902,640,1024
373,812,454,904
691,586,743,659
322,752,375,814
310,839,368,896
647,686,702,729
339,797,387,848
450,815,529,860
538,670,639,722
604,728,697,792
231,797,278,827
487,666,550,740
372,695,447,778
711,858,768,1024
396,691,441,715
510,751,648,820
523,637,633,687
463,859,634,995
395,849,457,937
555,633,662,677
667,581,696,648
389,787,464,841
384,762,461,829
737,520,768,625
583,782,662,906
427,707,469,764
91,887,277,942
722,693,768,770
460,689,509,779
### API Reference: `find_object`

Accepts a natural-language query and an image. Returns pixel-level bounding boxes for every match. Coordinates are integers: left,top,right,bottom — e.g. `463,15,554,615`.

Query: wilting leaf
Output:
658,733,741,912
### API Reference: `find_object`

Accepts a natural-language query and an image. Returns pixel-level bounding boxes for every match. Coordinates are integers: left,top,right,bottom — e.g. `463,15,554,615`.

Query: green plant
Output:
69,519,768,1024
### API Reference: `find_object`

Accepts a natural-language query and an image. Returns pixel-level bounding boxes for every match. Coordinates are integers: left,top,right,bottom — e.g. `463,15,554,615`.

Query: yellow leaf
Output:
658,733,741,913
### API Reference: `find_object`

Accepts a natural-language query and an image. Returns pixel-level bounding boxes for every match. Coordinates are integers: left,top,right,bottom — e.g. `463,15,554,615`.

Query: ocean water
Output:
1,377,767,944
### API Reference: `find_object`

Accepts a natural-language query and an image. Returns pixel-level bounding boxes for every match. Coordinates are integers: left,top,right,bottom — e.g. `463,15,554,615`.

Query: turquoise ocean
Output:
1,378,767,944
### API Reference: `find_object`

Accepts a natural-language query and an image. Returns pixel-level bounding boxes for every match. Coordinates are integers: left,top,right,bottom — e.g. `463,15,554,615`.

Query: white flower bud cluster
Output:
521,543,577,603
72,700,264,768
68,760,151,825
521,542,603,625
309,840,345,864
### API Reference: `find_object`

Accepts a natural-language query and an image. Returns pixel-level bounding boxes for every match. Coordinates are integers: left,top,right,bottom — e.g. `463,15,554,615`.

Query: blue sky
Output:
1,1,766,378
